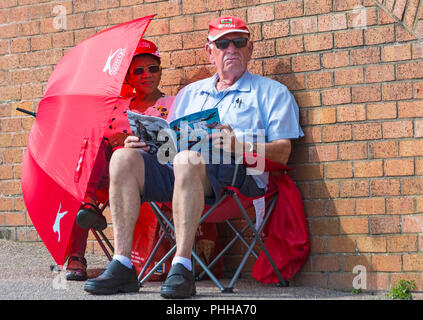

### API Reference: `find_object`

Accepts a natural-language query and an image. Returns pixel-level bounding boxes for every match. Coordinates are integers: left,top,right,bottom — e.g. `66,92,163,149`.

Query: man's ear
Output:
248,40,254,58
205,42,215,65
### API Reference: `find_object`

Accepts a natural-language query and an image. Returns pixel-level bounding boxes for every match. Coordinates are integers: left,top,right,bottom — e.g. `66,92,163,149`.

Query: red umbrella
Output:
21,15,154,266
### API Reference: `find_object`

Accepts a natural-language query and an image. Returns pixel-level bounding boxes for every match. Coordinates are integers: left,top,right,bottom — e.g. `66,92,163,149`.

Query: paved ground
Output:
0,239,389,301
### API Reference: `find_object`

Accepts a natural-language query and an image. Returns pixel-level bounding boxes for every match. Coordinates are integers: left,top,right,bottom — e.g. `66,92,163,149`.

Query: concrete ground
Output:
0,239,391,301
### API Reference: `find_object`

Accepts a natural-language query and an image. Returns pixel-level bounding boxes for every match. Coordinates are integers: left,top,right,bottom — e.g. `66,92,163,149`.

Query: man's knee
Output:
173,151,212,195
109,148,144,180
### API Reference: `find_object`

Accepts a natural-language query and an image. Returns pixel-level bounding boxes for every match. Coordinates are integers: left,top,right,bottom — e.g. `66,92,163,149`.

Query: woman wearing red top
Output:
65,39,174,281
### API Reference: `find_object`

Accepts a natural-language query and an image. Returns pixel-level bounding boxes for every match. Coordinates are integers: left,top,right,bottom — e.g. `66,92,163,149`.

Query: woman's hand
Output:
124,135,151,152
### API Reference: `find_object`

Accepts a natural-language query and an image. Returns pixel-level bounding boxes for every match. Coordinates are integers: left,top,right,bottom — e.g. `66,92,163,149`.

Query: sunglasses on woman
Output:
213,38,249,50
132,65,161,75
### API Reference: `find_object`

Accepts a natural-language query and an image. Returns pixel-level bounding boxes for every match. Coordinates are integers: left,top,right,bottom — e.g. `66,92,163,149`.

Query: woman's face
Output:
127,54,161,96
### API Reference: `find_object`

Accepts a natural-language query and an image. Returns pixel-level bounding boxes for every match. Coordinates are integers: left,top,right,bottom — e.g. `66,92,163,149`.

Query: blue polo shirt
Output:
168,70,304,188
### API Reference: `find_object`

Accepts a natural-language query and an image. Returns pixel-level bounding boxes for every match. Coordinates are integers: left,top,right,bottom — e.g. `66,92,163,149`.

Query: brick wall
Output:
1,0,422,292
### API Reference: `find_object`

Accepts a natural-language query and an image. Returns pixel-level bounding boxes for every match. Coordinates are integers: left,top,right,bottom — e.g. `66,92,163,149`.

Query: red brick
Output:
402,216,423,233
290,16,317,35
340,217,368,234
403,254,423,271
347,7,377,28
247,5,274,23
310,181,340,199
369,141,399,159
354,160,383,178
276,36,304,55
381,43,412,62
307,107,336,125
400,140,423,157
293,91,321,107
335,68,364,85
339,143,367,160
309,145,338,162
275,0,303,19
325,162,353,179
356,198,386,215
169,15,194,33
309,218,339,236
367,102,397,120
386,197,415,215
382,121,413,139
370,216,400,234
353,123,382,140
371,179,401,196
350,47,380,65
304,0,332,15
322,87,351,105
333,0,362,11
398,101,423,118
365,25,395,45
323,124,352,142
387,235,417,252
313,255,340,271
182,0,206,14
318,13,347,32
292,54,320,72
306,72,333,89
396,61,423,80
357,236,387,253
337,104,366,122
293,164,323,181
252,40,275,59
372,255,402,272
327,199,356,216
340,180,370,197
304,33,333,52
352,85,381,103
365,64,395,83
334,29,363,48
327,236,356,252
402,177,423,195
414,82,423,98
322,51,349,68
383,82,413,101
262,20,289,39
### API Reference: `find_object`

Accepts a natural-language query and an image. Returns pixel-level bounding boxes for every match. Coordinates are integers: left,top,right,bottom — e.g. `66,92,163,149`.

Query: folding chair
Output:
138,154,298,293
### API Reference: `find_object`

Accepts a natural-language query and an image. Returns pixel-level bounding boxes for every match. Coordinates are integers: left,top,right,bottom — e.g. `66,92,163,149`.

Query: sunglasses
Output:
214,38,249,50
132,65,161,75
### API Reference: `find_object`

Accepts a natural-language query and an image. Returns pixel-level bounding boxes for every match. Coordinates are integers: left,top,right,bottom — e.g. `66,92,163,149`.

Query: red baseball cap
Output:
207,16,250,42
133,39,160,61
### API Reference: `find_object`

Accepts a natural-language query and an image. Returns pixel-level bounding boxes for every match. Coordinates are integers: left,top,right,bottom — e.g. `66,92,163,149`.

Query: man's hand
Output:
209,124,243,154
124,135,151,152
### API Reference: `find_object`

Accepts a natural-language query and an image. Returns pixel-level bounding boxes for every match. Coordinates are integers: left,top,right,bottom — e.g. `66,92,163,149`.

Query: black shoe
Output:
76,203,107,231
84,260,139,295
160,263,196,299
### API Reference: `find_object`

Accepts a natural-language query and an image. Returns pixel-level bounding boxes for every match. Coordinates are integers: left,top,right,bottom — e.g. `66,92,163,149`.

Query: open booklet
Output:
127,108,220,161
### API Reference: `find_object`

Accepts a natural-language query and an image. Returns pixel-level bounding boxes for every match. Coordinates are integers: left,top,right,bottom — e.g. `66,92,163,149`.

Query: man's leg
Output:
84,148,145,294
161,150,213,298
108,148,146,259
172,150,213,260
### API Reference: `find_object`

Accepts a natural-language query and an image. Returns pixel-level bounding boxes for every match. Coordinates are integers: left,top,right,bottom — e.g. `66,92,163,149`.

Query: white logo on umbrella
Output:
53,203,68,242
103,46,127,76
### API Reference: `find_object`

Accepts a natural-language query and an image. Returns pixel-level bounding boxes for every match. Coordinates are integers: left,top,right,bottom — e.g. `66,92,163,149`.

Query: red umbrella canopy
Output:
21,15,154,266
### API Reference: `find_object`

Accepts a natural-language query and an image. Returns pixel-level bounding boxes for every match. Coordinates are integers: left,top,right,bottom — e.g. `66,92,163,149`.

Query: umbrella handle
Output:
16,107,37,117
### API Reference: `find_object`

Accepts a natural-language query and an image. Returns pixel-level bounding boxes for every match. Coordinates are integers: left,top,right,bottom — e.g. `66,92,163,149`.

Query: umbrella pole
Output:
16,107,37,117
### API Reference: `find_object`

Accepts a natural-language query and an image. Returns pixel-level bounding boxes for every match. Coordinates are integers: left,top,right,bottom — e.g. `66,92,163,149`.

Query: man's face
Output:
206,32,253,81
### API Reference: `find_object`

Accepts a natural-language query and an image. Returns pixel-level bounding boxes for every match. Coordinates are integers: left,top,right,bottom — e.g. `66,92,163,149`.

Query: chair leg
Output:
232,193,289,287
91,229,113,261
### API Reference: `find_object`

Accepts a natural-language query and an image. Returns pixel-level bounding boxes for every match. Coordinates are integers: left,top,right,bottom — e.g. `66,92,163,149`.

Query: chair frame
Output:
93,158,290,293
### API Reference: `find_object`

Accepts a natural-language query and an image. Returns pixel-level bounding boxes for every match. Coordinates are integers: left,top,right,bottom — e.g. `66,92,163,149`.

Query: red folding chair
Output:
138,153,310,293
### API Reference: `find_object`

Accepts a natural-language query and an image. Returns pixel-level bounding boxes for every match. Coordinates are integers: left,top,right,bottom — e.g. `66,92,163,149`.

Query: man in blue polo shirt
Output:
84,15,304,298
